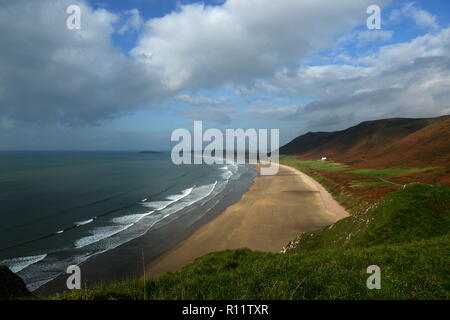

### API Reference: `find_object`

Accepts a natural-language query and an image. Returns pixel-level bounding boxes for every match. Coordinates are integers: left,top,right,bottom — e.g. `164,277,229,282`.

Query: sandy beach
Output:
146,164,350,277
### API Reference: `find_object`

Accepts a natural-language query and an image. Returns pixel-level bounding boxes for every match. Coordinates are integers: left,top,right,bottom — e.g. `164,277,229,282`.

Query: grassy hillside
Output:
280,155,443,203
284,183,450,251
50,182,450,300
279,115,450,184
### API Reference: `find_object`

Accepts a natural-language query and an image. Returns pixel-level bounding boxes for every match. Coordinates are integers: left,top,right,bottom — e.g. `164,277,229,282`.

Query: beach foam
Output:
143,187,194,211
0,254,47,273
74,224,134,249
74,218,95,227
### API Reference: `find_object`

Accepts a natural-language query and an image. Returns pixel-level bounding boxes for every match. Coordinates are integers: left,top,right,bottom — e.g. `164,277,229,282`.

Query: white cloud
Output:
0,0,166,125
362,27,450,71
245,105,299,119
2,0,448,140
132,0,386,90
389,2,439,30
177,106,236,124
241,26,450,131
339,30,394,46
175,94,229,106
117,9,144,34
404,3,439,30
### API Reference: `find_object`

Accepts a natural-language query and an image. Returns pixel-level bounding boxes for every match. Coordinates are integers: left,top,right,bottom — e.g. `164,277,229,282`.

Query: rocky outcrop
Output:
0,265,32,299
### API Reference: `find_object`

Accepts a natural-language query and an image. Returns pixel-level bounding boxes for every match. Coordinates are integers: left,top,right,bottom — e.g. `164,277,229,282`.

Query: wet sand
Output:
146,164,350,277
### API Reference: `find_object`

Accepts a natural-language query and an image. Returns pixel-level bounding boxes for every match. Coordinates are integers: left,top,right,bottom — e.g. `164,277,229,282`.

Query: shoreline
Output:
145,163,350,278
281,164,349,220
36,165,256,296
36,163,350,296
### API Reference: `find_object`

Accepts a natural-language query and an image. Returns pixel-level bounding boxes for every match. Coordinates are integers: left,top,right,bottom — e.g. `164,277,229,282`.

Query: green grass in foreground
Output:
51,183,450,300
53,237,449,300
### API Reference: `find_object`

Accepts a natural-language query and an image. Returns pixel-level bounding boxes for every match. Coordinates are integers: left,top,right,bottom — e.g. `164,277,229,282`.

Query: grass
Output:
280,156,442,203
288,160,348,172
280,155,368,213
286,183,450,251
349,181,398,188
349,168,436,178
281,155,435,179
48,183,450,300
52,237,449,300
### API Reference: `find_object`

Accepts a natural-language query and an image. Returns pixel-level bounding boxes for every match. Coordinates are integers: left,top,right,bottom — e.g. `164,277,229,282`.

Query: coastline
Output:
36,163,349,296
36,165,256,296
284,164,349,220
145,163,350,278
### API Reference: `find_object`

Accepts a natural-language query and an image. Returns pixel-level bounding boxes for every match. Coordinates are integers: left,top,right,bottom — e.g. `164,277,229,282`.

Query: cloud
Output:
1,0,385,127
132,0,385,90
296,55,450,131
294,58,450,131
338,30,394,47
117,9,144,35
0,0,166,126
389,2,439,30
177,106,236,124
175,94,229,106
3,0,447,141
240,27,450,131
360,27,450,71
245,105,299,119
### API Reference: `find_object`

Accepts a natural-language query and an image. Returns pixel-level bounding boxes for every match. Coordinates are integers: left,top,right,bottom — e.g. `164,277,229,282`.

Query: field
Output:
348,167,435,178
280,156,443,203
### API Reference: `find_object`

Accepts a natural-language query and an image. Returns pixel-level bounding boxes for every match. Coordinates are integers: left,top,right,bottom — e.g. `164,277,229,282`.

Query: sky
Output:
0,0,449,151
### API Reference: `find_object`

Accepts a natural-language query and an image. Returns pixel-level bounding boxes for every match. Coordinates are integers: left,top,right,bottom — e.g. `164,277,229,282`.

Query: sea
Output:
0,151,255,291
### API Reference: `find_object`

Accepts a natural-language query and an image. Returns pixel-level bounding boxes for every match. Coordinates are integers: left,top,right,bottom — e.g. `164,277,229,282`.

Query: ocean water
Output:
0,151,252,291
